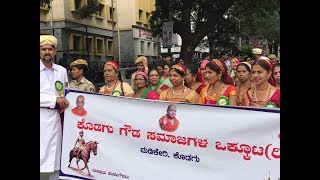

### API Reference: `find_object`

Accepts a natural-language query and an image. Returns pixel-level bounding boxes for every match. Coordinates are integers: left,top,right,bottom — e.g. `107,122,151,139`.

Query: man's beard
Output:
42,55,53,62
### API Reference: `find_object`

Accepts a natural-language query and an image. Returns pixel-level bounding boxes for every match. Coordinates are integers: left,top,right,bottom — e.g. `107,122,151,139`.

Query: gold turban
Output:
268,54,276,59
135,56,148,64
252,48,262,55
70,59,88,68
40,35,58,47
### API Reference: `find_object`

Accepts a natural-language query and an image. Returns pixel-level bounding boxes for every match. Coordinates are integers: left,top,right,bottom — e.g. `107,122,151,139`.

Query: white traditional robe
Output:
40,60,68,172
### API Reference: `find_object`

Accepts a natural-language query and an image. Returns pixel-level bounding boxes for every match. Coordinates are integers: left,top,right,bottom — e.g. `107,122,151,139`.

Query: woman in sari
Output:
241,60,280,108
272,63,280,89
133,72,159,100
146,68,169,95
199,60,210,84
185,64,206,94
229,57,240,86
99,61,134,97
155,61,165,78
236,62,253,106
198,60,238,106
131,56,148,89
159,64,198,103
160,63,173,87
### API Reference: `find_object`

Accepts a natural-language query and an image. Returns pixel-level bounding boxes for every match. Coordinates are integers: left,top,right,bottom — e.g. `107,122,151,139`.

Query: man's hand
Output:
56,97,69,113
141,57,149,73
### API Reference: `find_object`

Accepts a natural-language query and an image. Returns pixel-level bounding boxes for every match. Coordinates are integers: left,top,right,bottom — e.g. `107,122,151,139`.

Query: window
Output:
70,34,83,54
107,40,113,56
40,1,49,11
109,7,115,20
73,36,82,51
95,4,106,19
139,9,143,21
84,36,94,55
141,41,145,54
40,1,49,8
146,12,150,25
75,0,82,10
153,43,157,55
95,38,104,55
71,0,85,12
146,12,150,20
147,42,151,55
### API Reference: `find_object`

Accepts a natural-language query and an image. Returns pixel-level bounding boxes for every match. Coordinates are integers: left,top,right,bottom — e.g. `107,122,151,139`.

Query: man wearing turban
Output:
40,35,69,180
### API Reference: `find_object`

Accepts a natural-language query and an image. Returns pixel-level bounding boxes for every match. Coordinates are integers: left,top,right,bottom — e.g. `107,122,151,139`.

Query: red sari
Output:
244,89,280,108
198,85,237,105
194,83,206,94
159,115,179,132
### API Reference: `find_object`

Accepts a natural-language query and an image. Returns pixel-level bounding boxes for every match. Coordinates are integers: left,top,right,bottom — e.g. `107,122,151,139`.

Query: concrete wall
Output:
114,30,134,63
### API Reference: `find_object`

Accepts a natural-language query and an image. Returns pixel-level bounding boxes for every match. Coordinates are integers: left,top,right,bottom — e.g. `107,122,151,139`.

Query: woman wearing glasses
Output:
133,72,159,100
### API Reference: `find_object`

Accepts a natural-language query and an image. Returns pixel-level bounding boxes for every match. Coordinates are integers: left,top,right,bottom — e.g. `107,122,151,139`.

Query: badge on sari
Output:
216,96,229,106
55,81,64,96
112,90,122,96
264,102,277,108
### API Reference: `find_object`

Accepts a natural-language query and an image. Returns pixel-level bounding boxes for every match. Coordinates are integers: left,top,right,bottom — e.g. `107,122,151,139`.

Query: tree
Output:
150,0,236,65
74,0,101,19
40,0,101,19
225,0,280,56
40,0,52,9
150,0,279,65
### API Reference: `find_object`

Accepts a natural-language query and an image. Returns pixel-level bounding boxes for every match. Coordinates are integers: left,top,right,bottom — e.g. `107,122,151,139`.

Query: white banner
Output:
162,21,174,47
60,89,280,180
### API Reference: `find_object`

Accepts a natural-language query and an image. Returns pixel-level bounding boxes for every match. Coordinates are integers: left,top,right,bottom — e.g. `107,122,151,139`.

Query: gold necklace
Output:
207,83,225,97
172,86,186,95
252,84,271,104
237,82,251,97
104,80,118,94
106,80,117,90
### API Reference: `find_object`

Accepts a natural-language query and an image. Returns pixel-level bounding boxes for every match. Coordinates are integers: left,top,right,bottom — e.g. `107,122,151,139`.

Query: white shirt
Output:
40,59,68,172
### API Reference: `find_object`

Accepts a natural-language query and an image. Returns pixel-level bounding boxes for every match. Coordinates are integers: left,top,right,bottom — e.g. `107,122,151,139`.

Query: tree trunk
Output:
180,39,196,66
268,42,273,54
273,42,279,57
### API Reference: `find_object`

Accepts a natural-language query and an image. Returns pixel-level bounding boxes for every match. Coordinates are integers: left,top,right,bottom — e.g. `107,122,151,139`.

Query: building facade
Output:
40,0,116,66
40,0,160,66
114,0,160,63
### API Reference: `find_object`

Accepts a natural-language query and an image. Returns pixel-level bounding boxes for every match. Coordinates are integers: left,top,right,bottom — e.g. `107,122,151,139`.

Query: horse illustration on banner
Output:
68,141,99,176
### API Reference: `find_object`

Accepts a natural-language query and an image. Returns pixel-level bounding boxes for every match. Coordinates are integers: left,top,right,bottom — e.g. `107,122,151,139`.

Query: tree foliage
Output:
40,0,52,9
149,0,279,64
229,0,280,54
74,0,101,19
40,0,101,19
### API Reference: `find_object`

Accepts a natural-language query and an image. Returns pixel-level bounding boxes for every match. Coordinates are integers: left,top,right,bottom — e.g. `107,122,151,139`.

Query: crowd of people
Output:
40,35,280,180
63,46,280,108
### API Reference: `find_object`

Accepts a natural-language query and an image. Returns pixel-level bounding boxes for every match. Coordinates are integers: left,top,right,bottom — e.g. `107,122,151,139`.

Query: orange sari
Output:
71,107,87,116
159,87,199,103
159,115,179,132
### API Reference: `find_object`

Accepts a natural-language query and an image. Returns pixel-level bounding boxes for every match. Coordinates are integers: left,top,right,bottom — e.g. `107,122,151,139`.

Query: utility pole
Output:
168,0,172,57
116,0,121,64
111,0,115,59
